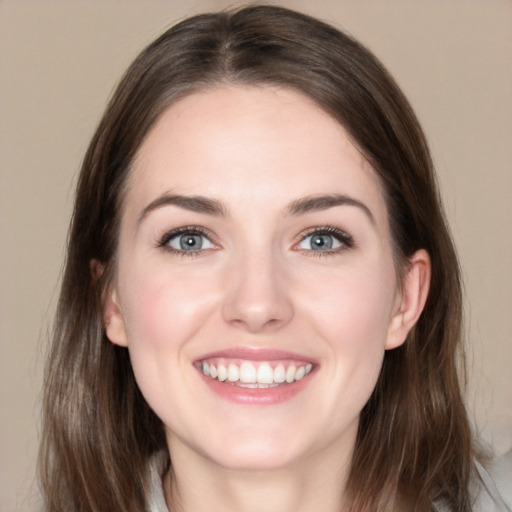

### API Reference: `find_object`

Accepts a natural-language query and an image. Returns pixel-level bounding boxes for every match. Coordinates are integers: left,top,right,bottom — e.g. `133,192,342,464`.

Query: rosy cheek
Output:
121,276,186,389
307,267,394,386
322,270,389,323
123,268,215,351
138,291,171,347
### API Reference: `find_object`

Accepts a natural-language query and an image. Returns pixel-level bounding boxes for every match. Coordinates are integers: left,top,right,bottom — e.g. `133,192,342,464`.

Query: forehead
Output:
125,85,387,225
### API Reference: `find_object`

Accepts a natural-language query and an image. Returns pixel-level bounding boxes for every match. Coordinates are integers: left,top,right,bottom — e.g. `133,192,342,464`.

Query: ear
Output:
103,286,128,347
386,249,431,350
90,258,128,346
89,258,104,283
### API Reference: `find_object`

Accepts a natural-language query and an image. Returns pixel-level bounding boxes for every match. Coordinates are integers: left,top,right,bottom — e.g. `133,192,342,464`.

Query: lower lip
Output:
198,371,314,405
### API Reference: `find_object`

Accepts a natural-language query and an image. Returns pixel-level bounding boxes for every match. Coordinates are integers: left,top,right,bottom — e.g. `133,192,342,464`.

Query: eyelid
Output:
157,225,219,254
293,225,355,254
156,224,354,256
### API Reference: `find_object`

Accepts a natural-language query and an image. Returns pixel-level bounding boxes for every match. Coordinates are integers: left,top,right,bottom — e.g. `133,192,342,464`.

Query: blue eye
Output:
161,229,215,252
297,228,353,252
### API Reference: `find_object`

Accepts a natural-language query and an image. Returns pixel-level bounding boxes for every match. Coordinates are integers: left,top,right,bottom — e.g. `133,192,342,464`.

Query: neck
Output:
163,435,355,512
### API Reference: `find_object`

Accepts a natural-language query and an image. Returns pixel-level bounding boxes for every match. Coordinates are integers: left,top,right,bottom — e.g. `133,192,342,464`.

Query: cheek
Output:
301,263,395,393
116,265,216,396
120,264,214,348
117,266,221,420
306,263,395,341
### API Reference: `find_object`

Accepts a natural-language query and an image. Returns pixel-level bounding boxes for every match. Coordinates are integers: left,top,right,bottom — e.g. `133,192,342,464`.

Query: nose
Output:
221,249,294,333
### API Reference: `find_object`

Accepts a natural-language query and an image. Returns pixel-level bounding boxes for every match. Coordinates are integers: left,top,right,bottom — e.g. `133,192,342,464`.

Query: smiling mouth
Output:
197,359,314,388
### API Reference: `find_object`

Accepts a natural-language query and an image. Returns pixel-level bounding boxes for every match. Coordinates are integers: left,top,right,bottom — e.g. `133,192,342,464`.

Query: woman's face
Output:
105,85,417,471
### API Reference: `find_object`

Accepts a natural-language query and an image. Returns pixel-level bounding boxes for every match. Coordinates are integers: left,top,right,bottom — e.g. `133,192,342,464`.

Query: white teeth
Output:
257,363,274,384
201,360,313,385
239,362,257,383
285,365,296,383
295,366,305,381
274,364,286,383
217,364,227,381
227,364,239,382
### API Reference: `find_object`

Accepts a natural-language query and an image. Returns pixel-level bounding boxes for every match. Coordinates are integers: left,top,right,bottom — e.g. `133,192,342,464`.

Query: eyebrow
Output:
138,192,374,224
138,193,228,224
286,194,375,224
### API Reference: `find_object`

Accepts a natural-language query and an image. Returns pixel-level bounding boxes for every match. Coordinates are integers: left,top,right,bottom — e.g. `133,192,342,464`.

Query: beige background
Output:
1,1,511,510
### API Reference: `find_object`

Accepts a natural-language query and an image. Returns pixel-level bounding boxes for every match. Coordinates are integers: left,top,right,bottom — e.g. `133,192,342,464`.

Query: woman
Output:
38,5,508,511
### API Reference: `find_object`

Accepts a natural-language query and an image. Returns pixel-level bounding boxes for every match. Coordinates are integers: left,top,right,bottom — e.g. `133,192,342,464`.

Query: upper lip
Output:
195,347,317,364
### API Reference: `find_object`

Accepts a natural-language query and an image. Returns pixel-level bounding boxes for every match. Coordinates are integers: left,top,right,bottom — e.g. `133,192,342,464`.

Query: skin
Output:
104,85,430,512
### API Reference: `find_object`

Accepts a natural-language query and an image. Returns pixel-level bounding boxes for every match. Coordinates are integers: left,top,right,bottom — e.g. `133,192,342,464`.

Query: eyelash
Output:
295,225,355,257
157,225,216,257
156,225,355,257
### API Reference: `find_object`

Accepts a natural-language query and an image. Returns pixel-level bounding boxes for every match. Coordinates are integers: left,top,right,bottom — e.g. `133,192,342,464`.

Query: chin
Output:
200,426,318,472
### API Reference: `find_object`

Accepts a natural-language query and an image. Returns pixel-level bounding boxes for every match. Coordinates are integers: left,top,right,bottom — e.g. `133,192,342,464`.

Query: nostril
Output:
229,315,287,334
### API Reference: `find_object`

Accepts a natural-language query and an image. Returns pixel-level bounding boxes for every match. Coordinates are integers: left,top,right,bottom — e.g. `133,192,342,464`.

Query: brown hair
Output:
39,5,475,511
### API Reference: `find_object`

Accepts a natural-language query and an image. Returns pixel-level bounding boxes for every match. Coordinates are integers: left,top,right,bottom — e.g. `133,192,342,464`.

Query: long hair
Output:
39,5,474,511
